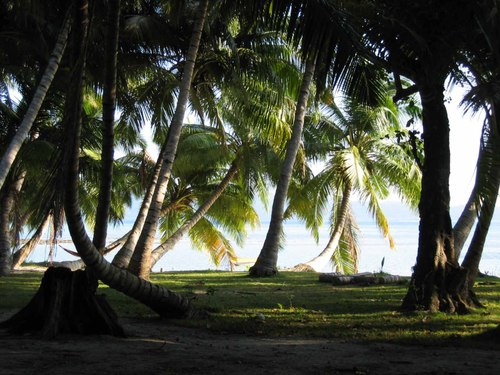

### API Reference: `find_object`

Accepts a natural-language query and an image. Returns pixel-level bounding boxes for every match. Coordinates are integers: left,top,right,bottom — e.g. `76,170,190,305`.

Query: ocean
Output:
23,201,500,277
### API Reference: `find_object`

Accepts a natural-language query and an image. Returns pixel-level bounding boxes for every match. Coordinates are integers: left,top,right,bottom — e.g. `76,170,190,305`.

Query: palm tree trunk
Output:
401,81,469,313
461,106,500,300
301,182,352,272
0,171,26,275
111,179,176,268
249,55,316,277
0,9,72,191
461,181,498,301
93,0,121,250
12,212,51,269
142,163,239,276
127,0,209,280
62,0,193,318
453,186,478,260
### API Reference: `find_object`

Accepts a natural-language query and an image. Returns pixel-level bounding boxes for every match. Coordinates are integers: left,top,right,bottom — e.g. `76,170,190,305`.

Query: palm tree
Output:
92,0,121,250
354,0,482,313
61,0,210,317
289,90,421,273
249,55,317,276
451,0,500,313
0,169,26,275
124,8,301,278
112,0,210,280
0,6,72,191
245,0,390,277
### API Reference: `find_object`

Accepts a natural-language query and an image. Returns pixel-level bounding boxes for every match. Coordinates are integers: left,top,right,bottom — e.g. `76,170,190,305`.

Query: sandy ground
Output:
1,309,499,375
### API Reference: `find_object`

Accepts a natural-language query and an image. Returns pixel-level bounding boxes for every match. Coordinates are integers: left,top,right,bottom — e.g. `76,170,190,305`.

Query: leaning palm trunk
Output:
453,187,478,260
0,171,26,275
141,163,240,276
111,151,163,268
128,0,209,280
62,0,193,318
297,182,352,273
462,107,500,297
11,212,51,269
0,10,72,191
92,0,121,250
111,186,179,268
461,181,498,300
249,56,316,277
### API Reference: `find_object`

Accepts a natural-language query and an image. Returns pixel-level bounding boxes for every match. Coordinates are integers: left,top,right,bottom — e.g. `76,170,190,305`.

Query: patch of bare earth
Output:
1,311,499,375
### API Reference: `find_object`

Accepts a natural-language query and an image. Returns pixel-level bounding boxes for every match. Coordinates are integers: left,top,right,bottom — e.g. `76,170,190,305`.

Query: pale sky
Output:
447,86,483,207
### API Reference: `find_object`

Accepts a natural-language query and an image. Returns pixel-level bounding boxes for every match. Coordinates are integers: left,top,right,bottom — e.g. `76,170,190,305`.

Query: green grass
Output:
1,270,499,346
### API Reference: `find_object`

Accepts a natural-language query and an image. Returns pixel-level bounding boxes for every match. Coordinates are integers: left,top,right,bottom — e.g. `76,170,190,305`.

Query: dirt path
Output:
1,312,499,375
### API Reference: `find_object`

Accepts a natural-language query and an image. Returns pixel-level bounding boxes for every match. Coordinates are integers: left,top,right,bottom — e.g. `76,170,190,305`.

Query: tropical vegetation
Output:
0,0,499,341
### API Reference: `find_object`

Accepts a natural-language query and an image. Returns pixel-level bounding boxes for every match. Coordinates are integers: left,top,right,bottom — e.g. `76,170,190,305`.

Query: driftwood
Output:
0,267,124,338
319,272,408,285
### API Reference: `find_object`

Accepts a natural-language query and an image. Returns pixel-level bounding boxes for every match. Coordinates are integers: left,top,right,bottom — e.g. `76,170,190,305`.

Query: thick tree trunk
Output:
249,56,316,277
0,171,26,275
0,10,72,191
92,0,121,250
11,212,51,269
143,163,239,275
61,0,194,319
296,182,352,272
127,0,209,280
401,83,471,313
0,267,124,338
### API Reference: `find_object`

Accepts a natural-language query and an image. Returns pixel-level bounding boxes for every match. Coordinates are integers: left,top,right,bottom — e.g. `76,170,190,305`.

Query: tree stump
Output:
0,267,124,339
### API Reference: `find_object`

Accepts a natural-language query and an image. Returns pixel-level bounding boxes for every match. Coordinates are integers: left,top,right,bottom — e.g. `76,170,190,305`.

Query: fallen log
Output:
319,272,408,285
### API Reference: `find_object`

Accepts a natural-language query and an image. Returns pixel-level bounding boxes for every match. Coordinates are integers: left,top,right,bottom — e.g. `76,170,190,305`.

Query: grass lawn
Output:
1,270,499,345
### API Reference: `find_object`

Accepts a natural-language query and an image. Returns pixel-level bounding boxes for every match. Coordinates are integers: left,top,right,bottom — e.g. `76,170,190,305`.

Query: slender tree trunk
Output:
129,0,209,280
249,56,316,277
0,9,72,191
297,182,352,272
62,0,194,318
93,0,121,250
461,106,500,301
453,186,478,260
0,171,26,275
111,181,176,268
12,212,51,269
461,180,498,303
401,82,470,313
142,163,239,276
111,154,163,268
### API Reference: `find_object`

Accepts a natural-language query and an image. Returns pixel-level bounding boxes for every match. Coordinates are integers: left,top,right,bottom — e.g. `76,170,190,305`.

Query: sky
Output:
447,86,483,206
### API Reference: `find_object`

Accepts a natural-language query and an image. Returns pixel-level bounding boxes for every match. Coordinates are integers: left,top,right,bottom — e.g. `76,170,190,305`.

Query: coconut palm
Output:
123,8,302,278
246,0,393,277
450,0,500,313
61,0,210,317
92,0,121,250
0,4,72,191
288,89,422,273
351,0,484,313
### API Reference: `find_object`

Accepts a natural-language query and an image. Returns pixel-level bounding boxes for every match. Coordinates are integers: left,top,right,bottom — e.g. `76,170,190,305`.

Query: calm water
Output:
24,202,500,277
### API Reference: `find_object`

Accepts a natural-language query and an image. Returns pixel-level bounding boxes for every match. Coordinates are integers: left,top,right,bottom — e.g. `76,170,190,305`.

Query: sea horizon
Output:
21,201,500,277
